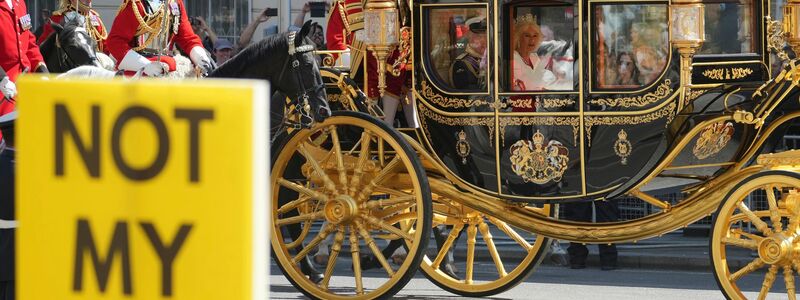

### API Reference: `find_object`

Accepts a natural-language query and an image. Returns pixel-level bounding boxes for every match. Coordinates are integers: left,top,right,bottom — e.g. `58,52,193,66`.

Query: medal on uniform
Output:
19,14,31,31
90,14,99,27
171,1,180,34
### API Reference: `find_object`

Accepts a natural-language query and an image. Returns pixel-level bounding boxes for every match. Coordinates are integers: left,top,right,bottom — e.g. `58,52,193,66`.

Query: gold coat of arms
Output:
509,130,570,184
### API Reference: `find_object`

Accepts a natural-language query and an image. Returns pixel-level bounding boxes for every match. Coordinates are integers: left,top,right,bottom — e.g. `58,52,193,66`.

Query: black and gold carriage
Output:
271,0,800,298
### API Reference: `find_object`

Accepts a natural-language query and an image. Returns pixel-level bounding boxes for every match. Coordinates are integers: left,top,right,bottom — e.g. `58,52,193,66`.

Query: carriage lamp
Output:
670,0,705,104
784,0,800,54
363,0,400,97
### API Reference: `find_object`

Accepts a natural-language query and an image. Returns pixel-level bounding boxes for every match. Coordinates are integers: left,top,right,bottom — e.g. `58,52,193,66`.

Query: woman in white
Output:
512,14,557,91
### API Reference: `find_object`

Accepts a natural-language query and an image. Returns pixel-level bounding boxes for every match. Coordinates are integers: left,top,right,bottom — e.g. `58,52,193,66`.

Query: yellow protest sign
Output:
16,77,269,300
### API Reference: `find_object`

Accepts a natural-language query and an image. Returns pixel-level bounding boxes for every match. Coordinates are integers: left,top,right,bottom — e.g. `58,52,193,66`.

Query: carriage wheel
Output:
419,199,551,297
711,170,800,300
271,111,432,300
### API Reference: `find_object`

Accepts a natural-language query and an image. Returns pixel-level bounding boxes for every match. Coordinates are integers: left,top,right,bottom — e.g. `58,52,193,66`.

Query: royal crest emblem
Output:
456,130,471,164
509,130,569,184
693,121,734,160
614,129,632,165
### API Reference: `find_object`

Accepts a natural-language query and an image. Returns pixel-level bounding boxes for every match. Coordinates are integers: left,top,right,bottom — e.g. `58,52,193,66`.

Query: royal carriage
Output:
269,0,800,298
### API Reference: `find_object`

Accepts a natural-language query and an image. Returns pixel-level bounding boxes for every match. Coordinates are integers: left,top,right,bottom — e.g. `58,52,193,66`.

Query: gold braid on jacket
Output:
116,0,173,51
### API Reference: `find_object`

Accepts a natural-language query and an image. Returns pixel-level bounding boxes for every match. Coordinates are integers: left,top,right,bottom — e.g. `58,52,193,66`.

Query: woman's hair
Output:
513,14,541,52
616,51,640,85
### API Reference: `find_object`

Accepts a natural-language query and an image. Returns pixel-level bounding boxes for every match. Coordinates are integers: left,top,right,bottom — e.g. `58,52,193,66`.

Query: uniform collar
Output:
465,45,483,59
0,0,12,12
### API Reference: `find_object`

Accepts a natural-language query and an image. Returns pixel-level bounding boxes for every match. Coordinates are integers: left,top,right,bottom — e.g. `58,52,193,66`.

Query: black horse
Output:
38,19,104,73
209,21,331,283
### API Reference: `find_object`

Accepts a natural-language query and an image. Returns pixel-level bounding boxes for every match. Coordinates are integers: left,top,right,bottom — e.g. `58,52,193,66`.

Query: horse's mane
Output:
210,32,290,78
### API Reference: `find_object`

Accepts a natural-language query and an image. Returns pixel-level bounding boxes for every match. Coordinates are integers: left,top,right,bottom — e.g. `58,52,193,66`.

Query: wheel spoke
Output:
298,143,338,194
277,195,312,215
758,265,778,300
731,228,766,242
466,224,478,285
356,222,395,277
356,156,402,202
349,226,364,295
479,221,508,277
432,224,463,270
737,202,774,236
722,237,759,250
730,257,766,282
292,223,337,264
766,185,783,233
278,178,328,202
362,215,413,242
276,211,324,227
320,228,345,290
365,195,416,209
329,126,349,192
384,211,418,225
373,202,417,219
784,265,796,300
488,216,532,251
349,131,372,196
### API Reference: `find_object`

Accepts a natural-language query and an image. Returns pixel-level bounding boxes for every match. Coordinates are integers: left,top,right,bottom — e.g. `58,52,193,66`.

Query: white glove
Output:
189,46,216,75
530,55,550,83
0,76,16,100
118,49,165,76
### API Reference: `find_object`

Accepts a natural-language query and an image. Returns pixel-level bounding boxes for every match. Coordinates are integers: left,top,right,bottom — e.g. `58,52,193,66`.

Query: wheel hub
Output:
758,234,794,265
324,195,359,224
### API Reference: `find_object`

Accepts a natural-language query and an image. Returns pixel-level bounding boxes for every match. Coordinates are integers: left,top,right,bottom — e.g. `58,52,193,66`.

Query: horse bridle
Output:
278,31,323,123
55,29,88,70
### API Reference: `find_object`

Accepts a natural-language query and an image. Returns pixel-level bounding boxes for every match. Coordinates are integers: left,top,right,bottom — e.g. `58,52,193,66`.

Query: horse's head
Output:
50,18,102,69
278,21,330,122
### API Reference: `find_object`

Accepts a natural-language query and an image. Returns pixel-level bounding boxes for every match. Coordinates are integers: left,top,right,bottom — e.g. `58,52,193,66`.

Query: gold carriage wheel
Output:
271,111,432,300
419,198,551,297
711,170,800,300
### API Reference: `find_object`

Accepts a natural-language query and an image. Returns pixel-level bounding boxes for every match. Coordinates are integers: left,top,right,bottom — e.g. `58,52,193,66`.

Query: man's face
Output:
469,32,487,54
215,48,233,64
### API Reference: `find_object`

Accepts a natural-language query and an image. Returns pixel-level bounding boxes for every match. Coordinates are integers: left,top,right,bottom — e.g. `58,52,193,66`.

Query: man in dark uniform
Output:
0,111,14,300
450,16,487,91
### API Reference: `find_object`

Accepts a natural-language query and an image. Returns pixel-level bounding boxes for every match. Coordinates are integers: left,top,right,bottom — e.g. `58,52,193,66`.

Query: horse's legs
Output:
278,154,323,283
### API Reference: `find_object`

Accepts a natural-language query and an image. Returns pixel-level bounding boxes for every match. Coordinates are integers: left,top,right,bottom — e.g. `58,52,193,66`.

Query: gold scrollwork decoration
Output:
419,80,490,108
456,130,470,164
499,116,580,146
693,121,734,160
614,129,632,165
585,102,677,146
701,67,754,81
506,98,533,109
543,98,576,109
767,16,790,61
509,130,570,184
587,79,672,108
417,104,495,145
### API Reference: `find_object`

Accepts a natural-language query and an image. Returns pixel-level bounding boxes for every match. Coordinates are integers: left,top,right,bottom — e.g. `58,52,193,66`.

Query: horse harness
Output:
278,31,323,128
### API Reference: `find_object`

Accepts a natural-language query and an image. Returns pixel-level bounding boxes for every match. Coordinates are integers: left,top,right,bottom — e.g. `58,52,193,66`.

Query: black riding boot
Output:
433,226,459,279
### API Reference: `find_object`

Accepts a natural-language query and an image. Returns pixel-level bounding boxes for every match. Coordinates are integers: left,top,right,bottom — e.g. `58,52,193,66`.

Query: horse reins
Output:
279,31,323,122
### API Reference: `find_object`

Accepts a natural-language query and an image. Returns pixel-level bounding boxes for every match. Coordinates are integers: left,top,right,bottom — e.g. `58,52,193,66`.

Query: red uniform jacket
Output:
107,0,202,67
0,0,44,115
38,10,108,53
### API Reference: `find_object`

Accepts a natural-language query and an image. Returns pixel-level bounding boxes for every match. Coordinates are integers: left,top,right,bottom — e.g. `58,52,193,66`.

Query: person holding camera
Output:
189,16,216,54
238,7,272,49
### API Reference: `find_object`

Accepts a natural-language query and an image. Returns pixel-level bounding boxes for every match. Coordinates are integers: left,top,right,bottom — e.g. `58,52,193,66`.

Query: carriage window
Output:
699,0,755,54
593,5,669,89
424,7,489,92
507,4,576,92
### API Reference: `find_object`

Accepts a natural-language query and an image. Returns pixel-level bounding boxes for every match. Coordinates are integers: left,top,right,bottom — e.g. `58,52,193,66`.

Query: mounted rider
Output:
107,0,215,77
37,0,108,53
0,0,47,116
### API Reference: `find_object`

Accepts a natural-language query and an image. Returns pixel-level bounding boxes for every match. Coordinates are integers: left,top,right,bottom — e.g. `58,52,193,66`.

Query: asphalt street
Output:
268,260,785,299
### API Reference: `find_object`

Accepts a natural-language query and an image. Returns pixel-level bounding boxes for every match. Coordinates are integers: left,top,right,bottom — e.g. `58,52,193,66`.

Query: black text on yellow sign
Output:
17,77,269,300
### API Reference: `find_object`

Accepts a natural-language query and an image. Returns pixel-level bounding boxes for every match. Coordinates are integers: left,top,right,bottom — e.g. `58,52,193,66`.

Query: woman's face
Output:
517,24,542,55
618,53,634,82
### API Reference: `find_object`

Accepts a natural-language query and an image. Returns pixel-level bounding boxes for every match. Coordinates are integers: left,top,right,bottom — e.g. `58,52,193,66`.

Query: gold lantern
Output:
670,0,705,104
363,0,400,97
785,0,800,54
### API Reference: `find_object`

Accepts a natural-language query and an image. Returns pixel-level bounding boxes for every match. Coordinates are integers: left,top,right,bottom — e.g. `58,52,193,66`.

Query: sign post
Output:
16,77,269,299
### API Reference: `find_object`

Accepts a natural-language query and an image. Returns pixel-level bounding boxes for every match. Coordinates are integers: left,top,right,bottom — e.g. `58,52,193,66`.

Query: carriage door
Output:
495,0,582,200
